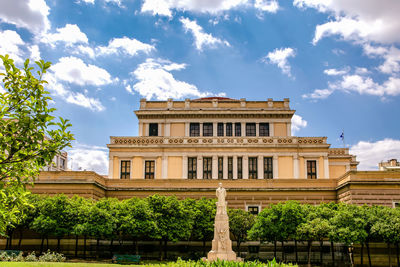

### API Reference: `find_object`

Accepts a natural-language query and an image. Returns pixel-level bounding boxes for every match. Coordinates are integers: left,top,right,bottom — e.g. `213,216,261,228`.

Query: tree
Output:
0,55,73,235
228,208,256,255
147,195,194,260
189,197,216,256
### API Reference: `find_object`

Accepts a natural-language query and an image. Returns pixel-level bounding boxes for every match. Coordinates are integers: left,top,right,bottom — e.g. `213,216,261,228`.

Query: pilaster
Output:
294,154,299,179
233,156,238,179
273,155,278,179
243,156,249,179
257,155,263,179
223,156,228,179
182,155,188,179
212,156,218,179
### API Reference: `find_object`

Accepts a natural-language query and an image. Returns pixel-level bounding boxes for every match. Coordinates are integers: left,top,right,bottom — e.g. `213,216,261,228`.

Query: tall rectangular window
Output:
149,123,158,136
264,157,273,179
307,160,317,179
190,123,200,136
248,157,258,179
217,123,224,136
235,123,241,136
145,160,155,179
218,157,223,179
246,123,256,136
248,206,259,215
120,160,130,179
237,157,243,179
228,157,233,179
259,123,270,136
203,123,213,136
188,157,197,179
203,157,212,179
226,123,233,136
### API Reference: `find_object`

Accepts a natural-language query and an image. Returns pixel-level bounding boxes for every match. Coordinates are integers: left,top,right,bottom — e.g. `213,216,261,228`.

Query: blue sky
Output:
1,0,400,174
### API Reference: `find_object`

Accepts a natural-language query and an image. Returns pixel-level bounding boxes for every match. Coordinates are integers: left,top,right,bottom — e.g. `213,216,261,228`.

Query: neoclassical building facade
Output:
33,97,400,210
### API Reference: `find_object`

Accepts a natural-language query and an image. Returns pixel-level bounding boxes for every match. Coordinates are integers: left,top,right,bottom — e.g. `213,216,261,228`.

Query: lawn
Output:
0,263,139,267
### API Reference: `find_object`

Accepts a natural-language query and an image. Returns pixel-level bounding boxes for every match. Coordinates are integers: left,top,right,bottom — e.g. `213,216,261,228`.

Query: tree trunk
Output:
203,239,206,257
96,238,100,259
361,242,364,267
75,235,79,257
237,240,241,256
396,243,399,267
366,241,371,267
110,238,113,255
18,228,23,249
135,238,139,255
307,240,312,267
83,235,87,259
40,236,44,254
274,240,277,259
57,237,61,252
331,241,335,267
46,237,49,250
389,243,392,267
320,240,323,265
163,239,168,260
281,240,284,262
159,240,163,261
295,239,298,264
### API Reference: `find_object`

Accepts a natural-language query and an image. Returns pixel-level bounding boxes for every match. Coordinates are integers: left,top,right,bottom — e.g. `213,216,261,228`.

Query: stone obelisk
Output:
207,183,239,261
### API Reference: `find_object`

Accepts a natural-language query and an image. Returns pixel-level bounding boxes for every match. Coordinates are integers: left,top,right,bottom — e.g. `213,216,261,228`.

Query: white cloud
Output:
78,0,95,4
355,67,369,75
180,17,230,51
0,30,25,64
67,143,108,174
97,36,155,56
0,0,50,34
291,114,307,134
302,88,334,100
294,0,400,45
130,58,224,100
50,56,113,86
41,24,88,47
350,138,400,170
141,0,248,17
74,45,96,58
262,47,296,77
28,45,41,61
324,67,349,76
44,71,105,112
254,0,279,13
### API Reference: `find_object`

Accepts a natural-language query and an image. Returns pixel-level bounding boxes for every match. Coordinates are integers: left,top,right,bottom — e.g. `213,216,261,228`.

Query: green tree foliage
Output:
0,55,73,235
228,209,256,253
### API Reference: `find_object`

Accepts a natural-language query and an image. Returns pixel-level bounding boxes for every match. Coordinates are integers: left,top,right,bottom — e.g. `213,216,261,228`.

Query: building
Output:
42,151,68,171
32,97,400,210
379,159,400,171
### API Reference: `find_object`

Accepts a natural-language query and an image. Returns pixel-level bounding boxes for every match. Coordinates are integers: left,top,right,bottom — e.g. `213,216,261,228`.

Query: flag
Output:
340,132,344,140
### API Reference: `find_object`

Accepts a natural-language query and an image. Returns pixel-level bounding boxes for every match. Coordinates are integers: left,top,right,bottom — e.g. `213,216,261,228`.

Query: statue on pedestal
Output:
207,183,240,261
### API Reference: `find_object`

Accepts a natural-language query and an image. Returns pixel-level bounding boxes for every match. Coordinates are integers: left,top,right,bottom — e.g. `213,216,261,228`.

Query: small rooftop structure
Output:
379,159,400,171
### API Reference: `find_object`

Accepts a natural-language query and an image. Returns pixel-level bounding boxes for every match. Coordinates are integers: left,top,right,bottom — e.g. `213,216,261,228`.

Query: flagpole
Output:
342,129,345,148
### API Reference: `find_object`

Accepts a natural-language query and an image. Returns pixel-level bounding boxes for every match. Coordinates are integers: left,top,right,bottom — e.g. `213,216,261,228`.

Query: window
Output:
235,123,241,136
249,157,258,179
246,123,256,136
203,157,212,179
120,160,130,179
60,158,65,169
228,157,233,179
188,157,197,179
307,160,317,179
145,160,155,179
248,206,259,215
149,123,158,136
217,123,224,136
190,123,200,136
264,157,273,179
259,123,270,136
237,157,243,179
226,123,233,136
218,157,223,179
203,123,213,137
393,202,400,208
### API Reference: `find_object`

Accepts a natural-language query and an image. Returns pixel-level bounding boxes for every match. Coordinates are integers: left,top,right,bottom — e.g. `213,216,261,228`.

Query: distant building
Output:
43,151,68,171
379,159,400,171
33,98,400,210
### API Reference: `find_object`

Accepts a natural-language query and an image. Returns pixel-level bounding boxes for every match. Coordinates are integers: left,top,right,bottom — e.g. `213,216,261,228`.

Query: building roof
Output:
191,97,237,101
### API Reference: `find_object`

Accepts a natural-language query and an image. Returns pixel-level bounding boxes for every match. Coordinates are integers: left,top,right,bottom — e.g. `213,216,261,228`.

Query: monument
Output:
207,183,240,261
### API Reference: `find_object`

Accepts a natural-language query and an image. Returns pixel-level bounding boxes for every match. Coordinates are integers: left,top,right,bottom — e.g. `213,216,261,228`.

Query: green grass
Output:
0,263,140,267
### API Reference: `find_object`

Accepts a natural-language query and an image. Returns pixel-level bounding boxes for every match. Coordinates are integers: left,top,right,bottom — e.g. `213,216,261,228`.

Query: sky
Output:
1,0,400,174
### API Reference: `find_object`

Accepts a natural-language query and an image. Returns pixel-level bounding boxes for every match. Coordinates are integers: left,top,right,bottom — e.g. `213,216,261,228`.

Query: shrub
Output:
38,250,66,262
25,251,38,262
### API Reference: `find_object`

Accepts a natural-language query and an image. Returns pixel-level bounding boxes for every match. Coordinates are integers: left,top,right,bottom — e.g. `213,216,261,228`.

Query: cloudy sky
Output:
1,0,399,174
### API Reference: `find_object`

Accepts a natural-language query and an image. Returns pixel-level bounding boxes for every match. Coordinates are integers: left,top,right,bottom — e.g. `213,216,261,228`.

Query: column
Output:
213,122,217,136
108,156,114,178
273,155,278,179
197,157,203,179
258,155,263,179
200,123,203,136
158,124,162,137
143,123,148,136
241,122,245,136
233,156,238,179
293,154,299,178
324,157,330,179
270,123,274,137
212,156,218,179
256,123,259,137
165,123,170,136
243,156,249,179
223,156,228,179
287,122,292,136
139,123,143,137
162,156,168,179
185,122,189,136
182,155,188,179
